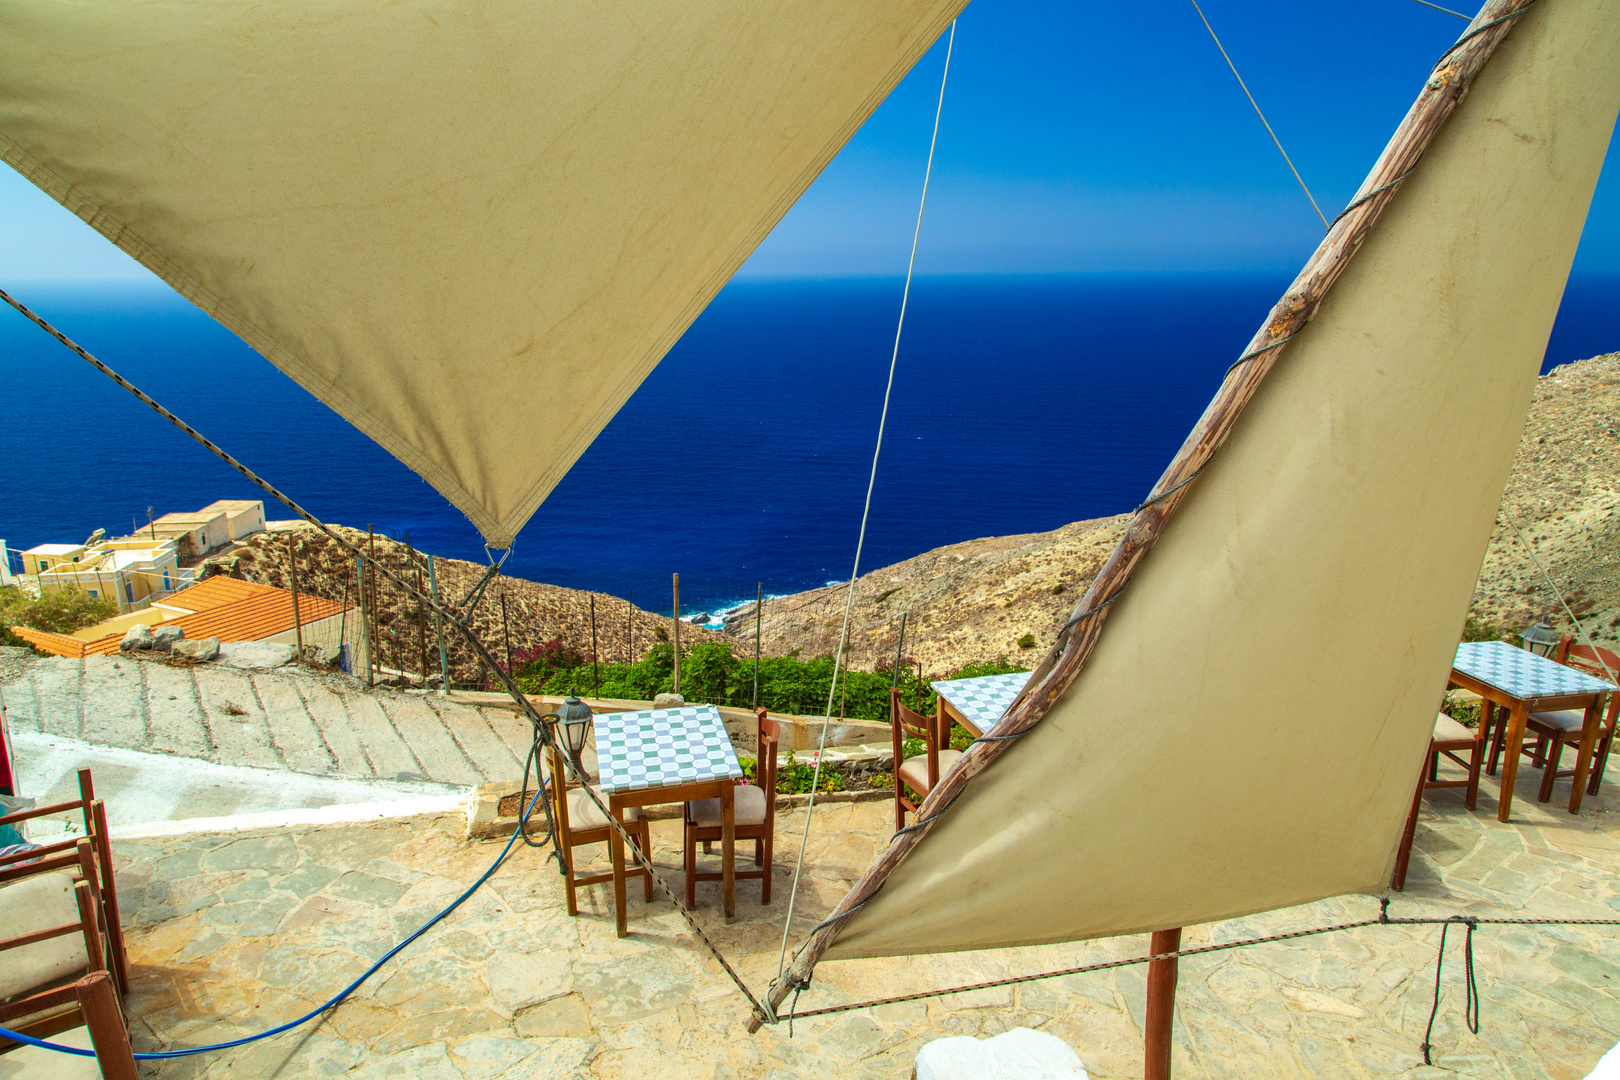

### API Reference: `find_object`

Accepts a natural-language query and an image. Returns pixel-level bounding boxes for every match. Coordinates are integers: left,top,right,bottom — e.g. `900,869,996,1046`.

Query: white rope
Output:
1187,0,1329,229
1502,507,1617,682
775,20,956,980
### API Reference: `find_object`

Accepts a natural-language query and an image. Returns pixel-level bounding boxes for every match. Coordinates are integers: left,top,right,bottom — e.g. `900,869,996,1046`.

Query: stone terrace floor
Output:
111,768,1620,1080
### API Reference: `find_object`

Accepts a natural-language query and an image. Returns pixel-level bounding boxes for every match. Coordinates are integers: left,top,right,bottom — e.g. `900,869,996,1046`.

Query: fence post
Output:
429,555,449,694
590,593,601,697
500,589,512,672
753,582,763,709
366,525,380,680
286,539,303,658
356,554,373,687
627,588,634,665
672,573,681,694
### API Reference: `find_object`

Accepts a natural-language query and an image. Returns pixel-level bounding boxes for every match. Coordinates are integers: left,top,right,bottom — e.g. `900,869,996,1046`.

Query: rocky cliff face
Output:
743,351,1620,676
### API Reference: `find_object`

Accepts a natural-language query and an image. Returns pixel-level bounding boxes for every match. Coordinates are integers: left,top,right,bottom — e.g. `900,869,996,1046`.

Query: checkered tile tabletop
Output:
1453,641,1615,700
593,705,744,796
931,671,1032,732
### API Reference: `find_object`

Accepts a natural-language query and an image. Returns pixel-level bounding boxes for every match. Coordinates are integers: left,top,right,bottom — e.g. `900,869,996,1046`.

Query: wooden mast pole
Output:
1145,928,1182,1080
750,0,1538,1030
286,539,303,658
672,573,681,695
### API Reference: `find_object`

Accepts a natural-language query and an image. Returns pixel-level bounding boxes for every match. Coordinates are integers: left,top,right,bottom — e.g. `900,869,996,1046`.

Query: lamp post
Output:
1518,621,1560,657
550,693,595,779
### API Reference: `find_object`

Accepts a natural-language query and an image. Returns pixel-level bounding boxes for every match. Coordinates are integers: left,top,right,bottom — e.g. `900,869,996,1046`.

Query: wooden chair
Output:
890,688,962,831
0,838,117,1045
0,972,137,1080
0,768,128,995
1391,711,1487,890
1494,638,1620,802
684,709,778,907
547,743,652,918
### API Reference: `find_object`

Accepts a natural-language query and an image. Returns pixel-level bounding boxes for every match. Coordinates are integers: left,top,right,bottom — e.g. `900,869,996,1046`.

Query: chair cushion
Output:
565,787,640,833
1529,709,1586,735
899,750,964,795
0,1023,101,1079
687,784,769,828
1432,713,1477,745
0,871,89,1001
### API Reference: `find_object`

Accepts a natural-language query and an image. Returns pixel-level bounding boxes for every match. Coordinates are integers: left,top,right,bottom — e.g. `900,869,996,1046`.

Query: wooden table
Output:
1449,641,1614,822
593,704,744,936
931,671,1032,739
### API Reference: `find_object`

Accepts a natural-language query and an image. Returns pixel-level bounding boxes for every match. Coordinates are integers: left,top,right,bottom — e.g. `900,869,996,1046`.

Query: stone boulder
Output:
652,692,686,710
915,1028,1088,1080
171,637,220,662
216,641,295,670
151,626,185,651
119,624,154,651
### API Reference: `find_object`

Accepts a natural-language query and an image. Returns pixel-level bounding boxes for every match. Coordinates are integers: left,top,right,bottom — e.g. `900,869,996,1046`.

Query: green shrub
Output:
1017,633,1037,649
0,587,117,647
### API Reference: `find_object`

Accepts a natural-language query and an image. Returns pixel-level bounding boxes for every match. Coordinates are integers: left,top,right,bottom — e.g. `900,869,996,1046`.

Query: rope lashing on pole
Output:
774,18,958,985
0,283,771,1034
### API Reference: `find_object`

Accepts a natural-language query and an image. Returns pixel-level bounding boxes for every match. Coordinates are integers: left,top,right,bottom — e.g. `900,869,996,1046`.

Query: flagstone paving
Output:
107,763,1620,1079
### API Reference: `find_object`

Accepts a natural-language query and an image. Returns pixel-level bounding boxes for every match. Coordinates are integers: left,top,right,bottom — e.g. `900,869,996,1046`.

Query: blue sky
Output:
2,0,1615,282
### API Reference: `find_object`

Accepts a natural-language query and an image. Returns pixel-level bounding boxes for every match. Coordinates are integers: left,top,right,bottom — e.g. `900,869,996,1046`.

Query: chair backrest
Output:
1561,641,1620,683
756,709,780,827
890,688,939,772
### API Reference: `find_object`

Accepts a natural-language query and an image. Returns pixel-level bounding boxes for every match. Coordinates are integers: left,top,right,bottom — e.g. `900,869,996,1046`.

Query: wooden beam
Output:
74,970,137,1080
750,0,1538,1030
1145,928,1182,1080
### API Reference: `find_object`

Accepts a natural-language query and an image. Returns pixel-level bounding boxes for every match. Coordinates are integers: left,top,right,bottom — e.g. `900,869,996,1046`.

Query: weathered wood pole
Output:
672,573,682,694
429,555,449,693
286,539,303,657
627,588,635,665
1145,928,1182,1080
366,525,380,680
413,553,429,685
356,554,374,687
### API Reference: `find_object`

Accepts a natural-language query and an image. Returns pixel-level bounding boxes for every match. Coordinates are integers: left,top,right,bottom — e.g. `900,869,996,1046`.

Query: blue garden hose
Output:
0,786,547,1060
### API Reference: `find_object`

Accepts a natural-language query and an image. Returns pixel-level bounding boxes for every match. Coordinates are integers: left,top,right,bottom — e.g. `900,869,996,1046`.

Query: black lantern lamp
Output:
551,692,595,778
1518,621,1560,657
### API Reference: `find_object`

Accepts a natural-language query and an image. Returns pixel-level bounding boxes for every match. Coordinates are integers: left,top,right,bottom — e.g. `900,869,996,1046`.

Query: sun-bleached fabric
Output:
0,0,964,545
827,0,1620,960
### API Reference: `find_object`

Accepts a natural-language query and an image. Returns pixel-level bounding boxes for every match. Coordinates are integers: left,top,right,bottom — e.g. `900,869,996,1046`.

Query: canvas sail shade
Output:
825,0,1620,961
0,0,966,546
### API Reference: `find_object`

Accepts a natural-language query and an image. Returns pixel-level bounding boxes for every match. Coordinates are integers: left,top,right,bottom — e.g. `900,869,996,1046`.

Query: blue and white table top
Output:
1453,640,1615,700
592,704,744,796
931,671,1032,731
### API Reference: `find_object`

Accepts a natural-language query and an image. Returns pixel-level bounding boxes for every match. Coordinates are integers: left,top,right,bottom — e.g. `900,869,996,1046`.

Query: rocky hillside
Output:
741,351,1620,675
200,525,724,686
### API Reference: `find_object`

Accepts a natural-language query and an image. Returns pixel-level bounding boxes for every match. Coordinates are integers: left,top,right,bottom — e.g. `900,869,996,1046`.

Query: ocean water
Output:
1,274,1614,604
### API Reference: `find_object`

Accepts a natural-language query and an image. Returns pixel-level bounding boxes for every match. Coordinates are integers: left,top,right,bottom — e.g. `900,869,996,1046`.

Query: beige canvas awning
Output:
824,0,1620,960
0,0,966,545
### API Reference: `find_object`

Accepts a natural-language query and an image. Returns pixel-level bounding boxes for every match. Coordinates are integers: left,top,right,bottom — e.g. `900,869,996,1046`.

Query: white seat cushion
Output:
687,784,769,828
1530,709,1586,734
1432,712,1477,745
566,786,640,833
899,749,964,796
0,1024,101,1080
0,871,89,1001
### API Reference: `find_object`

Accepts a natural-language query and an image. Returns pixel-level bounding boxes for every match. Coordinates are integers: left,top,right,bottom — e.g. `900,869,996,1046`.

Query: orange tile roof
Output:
13,578,349,658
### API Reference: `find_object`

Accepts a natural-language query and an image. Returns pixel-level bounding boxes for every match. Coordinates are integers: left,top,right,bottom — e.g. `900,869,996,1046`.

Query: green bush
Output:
512,638,1029,724
0,587,117,647
1461,615,1509,643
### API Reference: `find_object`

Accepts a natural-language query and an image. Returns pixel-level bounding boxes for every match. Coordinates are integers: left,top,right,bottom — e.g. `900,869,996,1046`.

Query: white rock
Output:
171,637,220,662
120,624,154,651
216,641,295,670
652,692,686,709
151,625,185,651
915,1028,1088,1080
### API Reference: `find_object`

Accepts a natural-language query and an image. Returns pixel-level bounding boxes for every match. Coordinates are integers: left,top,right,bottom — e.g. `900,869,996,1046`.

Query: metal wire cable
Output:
774,19,957,986
1187,0,1328,229
1502,506,1617,682
1411,0,1473,19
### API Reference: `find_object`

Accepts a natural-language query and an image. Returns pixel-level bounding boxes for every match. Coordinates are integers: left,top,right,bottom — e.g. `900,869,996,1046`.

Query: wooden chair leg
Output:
1539,736,1565,803
1465,737,1484,812
1391,752,1428,892
90,801,129,996
895,787,905,832
561,839,579,917
684,821,697,910
754,837,763,866
1590,733,1613,795
75,971,136,1080
1488,718,1507,776
761,824,774,905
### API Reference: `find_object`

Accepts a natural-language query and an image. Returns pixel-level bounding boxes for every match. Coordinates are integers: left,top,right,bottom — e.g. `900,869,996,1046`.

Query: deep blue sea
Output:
2,274,1614,612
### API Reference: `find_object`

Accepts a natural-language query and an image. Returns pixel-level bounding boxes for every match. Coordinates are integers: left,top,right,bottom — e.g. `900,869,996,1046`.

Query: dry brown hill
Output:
741,351,1620,675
